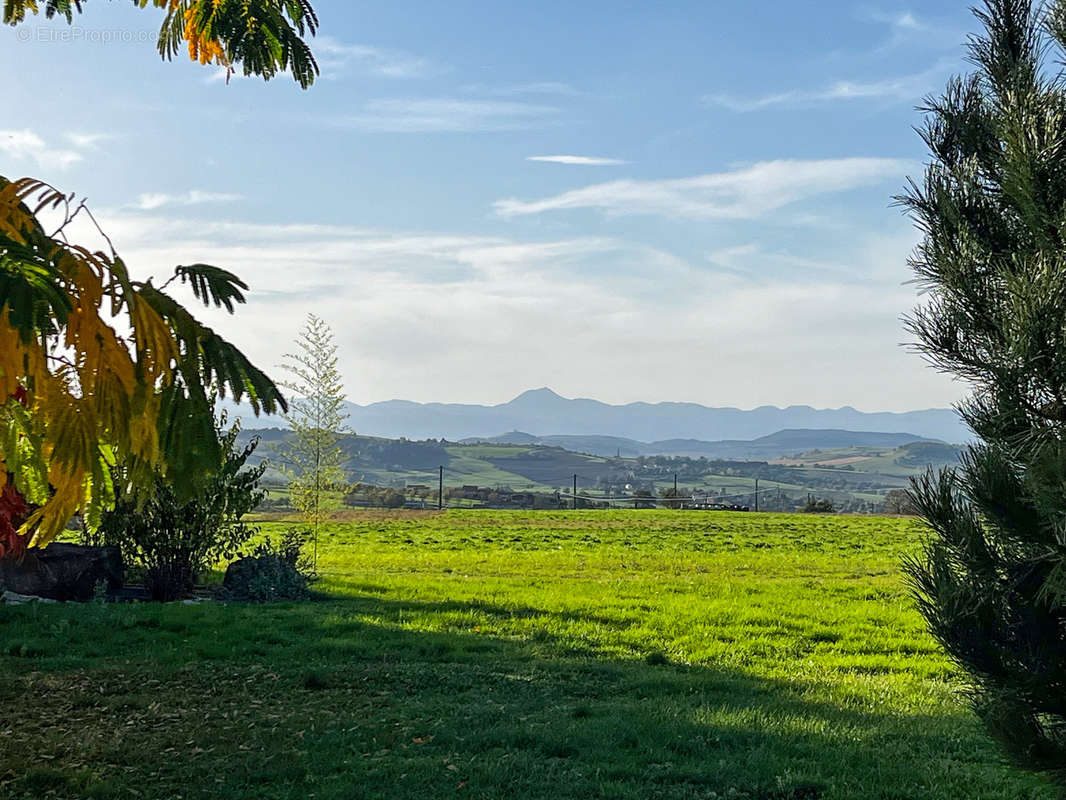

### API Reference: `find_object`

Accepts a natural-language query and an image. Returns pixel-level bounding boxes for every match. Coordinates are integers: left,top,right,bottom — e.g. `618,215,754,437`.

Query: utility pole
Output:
438,466,443,511
573,474,578,510
755,478,759,512
674,473,678,494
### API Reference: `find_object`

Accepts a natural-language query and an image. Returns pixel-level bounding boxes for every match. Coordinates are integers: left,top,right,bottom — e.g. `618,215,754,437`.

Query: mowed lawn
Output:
0,511,1056,800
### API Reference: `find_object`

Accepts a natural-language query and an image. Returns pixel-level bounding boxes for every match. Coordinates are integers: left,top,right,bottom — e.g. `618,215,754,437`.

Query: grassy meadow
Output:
0,510,1056,799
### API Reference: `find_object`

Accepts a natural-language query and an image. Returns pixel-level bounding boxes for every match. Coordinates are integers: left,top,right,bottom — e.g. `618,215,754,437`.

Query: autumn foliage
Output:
0,1,318,551
0,179,286,549
0,481,30,560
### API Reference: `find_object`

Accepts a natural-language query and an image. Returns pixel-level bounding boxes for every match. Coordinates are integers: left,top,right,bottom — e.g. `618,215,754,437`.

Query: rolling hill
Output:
463,429,929,459
243,427,964,513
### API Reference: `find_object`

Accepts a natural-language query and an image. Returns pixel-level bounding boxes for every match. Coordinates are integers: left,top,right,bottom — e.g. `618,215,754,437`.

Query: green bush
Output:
98,415,264,601
801,497,835,514
223,528,314,603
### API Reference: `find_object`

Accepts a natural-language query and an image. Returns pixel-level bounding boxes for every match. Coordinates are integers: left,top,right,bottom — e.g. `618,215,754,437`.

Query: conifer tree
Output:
901,0,1066,783
279,314,349,568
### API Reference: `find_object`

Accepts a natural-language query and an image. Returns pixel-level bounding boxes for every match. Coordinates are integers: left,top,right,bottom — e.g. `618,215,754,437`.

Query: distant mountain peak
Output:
522,386,561,397
509,387,565,404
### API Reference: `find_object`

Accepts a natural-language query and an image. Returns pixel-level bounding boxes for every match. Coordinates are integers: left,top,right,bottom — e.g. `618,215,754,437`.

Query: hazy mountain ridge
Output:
462,429,929,460
223,387,968,444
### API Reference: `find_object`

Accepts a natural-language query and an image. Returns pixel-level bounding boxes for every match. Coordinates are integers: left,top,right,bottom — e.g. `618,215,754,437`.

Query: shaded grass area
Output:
0,510,1056,799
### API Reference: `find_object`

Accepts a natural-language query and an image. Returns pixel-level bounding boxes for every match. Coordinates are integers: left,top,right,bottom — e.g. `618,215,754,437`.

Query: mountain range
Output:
223,387,968,444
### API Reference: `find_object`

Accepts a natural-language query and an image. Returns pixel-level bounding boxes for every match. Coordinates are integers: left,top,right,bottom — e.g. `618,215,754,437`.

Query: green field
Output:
249,431,941,511
0,511,1054,799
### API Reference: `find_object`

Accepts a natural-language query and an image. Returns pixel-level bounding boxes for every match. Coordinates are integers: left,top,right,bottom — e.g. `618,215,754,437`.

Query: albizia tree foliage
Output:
3,1,319,87
0,0,320,554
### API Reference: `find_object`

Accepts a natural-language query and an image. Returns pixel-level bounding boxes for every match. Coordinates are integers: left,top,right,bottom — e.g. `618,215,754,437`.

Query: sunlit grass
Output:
0,510,1054,799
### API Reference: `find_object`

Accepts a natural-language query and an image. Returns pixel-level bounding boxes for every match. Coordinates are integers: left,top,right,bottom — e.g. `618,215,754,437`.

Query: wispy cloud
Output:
316,37,431,79
495,157,911,220
205,69,251,84
323,98,560,133
463,81,583,97
706,242,856,280
133,190,244,211
204,38,431,83
0,128,83,170
79,210,951,410
858,7,963,52
527,155,627,166
66,132,113,149
867,9,926,32
706,61,952,112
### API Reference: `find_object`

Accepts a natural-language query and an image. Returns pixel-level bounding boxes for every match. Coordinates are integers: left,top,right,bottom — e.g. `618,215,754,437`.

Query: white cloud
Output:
316,37,431,79
863,8,927,33
133,190,244,211
495,157,911,220
528,155,628,166
706,61,952,112
857,7,964,52
893,11,923,30
205,68,250,84
0,128,83,170
64,209,958,412
325,98,560,133
66,132,113,149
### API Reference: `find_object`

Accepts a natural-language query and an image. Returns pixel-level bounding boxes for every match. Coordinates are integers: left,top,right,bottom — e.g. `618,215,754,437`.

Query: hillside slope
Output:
466,429,929,459
243,429,962,512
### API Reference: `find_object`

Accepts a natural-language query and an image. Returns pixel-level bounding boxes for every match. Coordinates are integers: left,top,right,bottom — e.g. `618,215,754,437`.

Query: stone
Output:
0,590,57,605
0,543,123,601
222,556,258,592
223,554,309,602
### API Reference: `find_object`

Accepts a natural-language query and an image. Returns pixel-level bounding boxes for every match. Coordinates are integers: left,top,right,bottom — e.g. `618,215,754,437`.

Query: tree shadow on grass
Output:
292,594,1019,795
336,581,634,628
0,593,1052,800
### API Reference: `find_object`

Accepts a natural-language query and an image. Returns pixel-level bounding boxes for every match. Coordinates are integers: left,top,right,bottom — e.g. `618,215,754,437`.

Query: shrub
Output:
98,416,264,601
801,497,835,514
383,489,406,508
881,489,916,516
223,528,314,603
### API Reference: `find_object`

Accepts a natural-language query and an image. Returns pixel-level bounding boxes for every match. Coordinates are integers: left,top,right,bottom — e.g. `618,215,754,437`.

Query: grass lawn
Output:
0,510,1056,799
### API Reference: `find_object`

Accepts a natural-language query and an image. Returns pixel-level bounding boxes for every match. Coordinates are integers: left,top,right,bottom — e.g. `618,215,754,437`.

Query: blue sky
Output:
0,1,977,410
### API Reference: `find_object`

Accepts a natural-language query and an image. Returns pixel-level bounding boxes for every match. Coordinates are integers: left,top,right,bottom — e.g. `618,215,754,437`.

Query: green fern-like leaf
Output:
174,263,248,313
